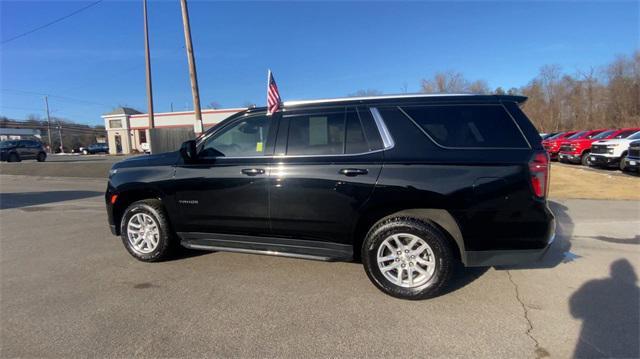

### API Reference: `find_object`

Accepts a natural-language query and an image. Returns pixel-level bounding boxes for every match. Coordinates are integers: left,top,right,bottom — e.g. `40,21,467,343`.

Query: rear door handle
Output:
339,168,368,177
241,168,265,176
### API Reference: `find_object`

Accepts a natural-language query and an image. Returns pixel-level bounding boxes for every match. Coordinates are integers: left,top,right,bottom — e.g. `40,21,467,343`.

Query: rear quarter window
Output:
400,105,529,149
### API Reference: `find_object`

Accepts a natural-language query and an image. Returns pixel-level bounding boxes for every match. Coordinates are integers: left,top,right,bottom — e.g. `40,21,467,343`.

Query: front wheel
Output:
82,149,89,155
36,152,46,162
619,154,628,171
581,153,590,166
362,216,456,300
120,199,176,262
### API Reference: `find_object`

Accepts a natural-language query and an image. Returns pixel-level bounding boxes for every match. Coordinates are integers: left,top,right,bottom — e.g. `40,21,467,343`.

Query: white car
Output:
589,130,640,170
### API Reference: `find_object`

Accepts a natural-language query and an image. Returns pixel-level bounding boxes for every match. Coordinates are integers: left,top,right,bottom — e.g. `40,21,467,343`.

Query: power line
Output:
1,0,105,45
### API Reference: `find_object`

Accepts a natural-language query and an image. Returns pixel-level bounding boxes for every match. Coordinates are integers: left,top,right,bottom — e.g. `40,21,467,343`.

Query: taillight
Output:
529,152,549,198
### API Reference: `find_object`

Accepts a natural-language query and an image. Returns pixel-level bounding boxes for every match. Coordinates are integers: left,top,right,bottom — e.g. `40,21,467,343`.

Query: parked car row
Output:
0,140,109,162
541,127,640,172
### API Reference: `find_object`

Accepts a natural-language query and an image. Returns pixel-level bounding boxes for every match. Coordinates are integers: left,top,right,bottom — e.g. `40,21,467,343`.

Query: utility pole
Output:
143,0,155,134
179,0,203,134
44,96,53,154
56,119,64,153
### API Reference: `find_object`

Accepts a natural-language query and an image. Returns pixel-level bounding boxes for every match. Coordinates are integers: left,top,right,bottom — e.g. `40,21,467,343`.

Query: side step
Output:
178,232,353,262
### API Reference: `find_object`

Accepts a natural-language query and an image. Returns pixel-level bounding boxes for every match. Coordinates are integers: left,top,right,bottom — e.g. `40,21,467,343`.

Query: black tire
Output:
120,199,176,262
36,152,46,162
362,216,456,300
619,154,628,171
7,153,20,162
581,153,590,166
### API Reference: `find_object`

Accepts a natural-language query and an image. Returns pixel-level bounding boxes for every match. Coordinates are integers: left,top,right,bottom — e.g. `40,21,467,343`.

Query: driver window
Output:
200,116,271,158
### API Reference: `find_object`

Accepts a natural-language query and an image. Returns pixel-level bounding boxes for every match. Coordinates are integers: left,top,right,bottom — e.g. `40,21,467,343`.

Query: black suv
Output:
0,139,47,162
106,94,555,299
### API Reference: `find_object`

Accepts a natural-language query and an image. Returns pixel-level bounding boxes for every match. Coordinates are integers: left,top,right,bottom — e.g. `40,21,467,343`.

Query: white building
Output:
102,107,244,154
0,128,42,141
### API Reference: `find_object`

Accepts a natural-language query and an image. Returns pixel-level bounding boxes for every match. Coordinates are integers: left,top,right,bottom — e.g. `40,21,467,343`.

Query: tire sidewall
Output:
120,201,171,262
362,218,453,300
581,154,590,166
37,153,46,162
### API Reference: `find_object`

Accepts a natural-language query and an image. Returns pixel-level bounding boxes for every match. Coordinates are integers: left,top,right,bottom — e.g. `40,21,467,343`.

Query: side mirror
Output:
180,140,197,162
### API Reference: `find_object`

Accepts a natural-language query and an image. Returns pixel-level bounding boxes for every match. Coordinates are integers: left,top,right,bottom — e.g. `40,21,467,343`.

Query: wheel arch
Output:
353,207,466,264
112,187,167,235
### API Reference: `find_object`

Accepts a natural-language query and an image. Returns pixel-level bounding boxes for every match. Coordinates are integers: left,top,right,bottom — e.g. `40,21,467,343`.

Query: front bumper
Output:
558,152,581,163
624,157,640,171
464,216,556,267
588,154,620,167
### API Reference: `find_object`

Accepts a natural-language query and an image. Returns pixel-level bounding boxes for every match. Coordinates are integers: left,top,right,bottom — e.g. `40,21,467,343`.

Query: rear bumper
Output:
588,154,619,167
464,216,556,267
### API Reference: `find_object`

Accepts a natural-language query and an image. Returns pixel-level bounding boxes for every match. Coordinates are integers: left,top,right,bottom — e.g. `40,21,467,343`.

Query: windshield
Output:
0,140,18,148
546,132,566,140
626,131,640,140
567,131,587,140
615,130,638,139
592,130,614,139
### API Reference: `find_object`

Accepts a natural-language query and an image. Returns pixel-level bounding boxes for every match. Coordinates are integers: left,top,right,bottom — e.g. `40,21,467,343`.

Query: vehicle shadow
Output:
496,200,574,270
0,191,103,210
570,259,639,358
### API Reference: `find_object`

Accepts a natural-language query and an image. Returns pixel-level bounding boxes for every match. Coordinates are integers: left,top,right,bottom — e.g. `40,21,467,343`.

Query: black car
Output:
105,94,555,299
0,139,47,162
83,143,109,155
624,140,640,172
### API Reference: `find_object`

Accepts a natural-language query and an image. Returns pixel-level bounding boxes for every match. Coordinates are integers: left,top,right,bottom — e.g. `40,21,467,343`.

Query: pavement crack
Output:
506,270,549,359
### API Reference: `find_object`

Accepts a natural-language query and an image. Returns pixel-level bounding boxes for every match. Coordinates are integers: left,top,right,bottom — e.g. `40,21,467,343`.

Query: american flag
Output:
267,70,281,116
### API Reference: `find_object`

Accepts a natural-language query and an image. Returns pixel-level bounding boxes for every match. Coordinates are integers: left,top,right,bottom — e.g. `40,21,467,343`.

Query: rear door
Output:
268,106,383,245
17,141,33,159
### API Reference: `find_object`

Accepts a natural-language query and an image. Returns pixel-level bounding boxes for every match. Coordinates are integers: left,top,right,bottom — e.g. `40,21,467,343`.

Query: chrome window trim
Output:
201,148,386,161
369,107,395,150
396,105,531,150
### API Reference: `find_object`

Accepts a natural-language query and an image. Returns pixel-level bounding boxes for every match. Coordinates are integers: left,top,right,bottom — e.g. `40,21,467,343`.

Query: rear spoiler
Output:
498,95,528,107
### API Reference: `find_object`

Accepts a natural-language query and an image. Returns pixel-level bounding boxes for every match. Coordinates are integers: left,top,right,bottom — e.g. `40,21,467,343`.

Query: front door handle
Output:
241,168,265,176
339,168,368,177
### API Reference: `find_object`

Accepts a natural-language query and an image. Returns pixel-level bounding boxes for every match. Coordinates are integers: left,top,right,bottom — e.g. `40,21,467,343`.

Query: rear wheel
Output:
7,153,19,162
362,216,456,300
120,199,176,262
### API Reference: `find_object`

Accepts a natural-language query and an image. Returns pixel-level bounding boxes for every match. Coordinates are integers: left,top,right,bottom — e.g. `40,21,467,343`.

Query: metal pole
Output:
143,0,155,153
56,119,64,153
44,96,53,154
179,0,203,134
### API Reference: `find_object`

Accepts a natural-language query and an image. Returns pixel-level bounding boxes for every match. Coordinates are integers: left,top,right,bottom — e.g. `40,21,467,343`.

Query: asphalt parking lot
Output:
1,175,639,358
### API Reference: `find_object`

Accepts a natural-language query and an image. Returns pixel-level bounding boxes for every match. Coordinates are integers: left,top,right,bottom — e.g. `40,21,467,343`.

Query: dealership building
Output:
102,107,244,154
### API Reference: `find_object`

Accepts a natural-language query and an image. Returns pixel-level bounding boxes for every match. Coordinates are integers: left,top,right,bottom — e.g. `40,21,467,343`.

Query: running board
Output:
178,232,353,262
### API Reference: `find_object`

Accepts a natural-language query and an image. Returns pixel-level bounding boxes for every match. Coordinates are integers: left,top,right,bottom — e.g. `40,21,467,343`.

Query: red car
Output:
557,129,609,165
542,131,577,160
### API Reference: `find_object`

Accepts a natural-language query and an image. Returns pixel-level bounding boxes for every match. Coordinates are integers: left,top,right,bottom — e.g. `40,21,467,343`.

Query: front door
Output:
172,114,277,235
269,107,383,245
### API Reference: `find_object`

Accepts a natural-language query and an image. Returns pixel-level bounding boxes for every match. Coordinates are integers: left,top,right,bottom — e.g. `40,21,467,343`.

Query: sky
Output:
0,0,638,126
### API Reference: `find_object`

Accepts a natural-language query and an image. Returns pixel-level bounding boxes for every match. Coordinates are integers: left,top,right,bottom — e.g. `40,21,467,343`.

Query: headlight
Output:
606,144,620,147
108,168,118,177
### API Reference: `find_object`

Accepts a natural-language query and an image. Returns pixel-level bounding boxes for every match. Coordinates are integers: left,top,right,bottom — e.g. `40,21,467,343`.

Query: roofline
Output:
283,93,526,107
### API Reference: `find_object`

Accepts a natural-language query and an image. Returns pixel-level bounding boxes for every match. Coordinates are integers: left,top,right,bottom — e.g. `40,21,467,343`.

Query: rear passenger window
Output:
345,111,368,153
400,105,528,148
286,111,345,155
285,108,373,155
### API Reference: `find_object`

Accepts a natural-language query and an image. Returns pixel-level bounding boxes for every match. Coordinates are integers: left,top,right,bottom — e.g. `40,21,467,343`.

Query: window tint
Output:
615,130,638,139
286,111,345,155
567,131,587,140
200,116,270,157
357,107,384,150
345,111,369,153
592,130,614,139
401,105,528,148
627,131,640,140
